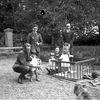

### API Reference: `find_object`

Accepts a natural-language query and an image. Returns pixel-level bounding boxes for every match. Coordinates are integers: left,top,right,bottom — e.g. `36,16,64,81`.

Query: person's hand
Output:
36,42,42,45
39,42,42,45
70,55,74,58
59,58,62,61
36,42,39,45
30,64,34,68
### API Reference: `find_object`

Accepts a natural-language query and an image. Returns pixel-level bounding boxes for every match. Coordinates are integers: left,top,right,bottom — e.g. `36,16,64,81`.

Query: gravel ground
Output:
0,56,77,100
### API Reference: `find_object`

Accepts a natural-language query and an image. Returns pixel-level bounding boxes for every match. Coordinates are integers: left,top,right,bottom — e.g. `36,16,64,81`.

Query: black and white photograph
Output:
0,0,100,100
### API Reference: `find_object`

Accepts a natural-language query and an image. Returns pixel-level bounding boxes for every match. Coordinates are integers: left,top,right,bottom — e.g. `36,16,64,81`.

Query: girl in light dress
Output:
59,43,73,73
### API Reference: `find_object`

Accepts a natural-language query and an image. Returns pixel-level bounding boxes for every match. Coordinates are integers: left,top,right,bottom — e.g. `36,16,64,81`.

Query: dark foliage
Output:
0,0,100,46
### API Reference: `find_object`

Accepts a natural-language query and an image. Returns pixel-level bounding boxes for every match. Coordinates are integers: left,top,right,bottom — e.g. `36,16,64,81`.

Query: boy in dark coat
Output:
27,24,43,57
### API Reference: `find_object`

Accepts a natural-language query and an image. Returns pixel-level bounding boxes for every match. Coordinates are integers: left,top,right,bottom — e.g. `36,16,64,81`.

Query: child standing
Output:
49,53,55,68
46,53,56,74
46,46,61,74
54,46,61,60
59,43,73,73
29,54,42,81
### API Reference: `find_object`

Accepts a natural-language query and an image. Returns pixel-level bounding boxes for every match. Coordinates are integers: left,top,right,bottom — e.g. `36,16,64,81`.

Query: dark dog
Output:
74,84,95,100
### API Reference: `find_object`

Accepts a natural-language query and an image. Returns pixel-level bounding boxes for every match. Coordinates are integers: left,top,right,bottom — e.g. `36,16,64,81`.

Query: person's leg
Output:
18,70,29,84
36,47,40,58
36,51,40,58
13,65,30,84
34,69,40,81
18,74,23,84
28,67,36,82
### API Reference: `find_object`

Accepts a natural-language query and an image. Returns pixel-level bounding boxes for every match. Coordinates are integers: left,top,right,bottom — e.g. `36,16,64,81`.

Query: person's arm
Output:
18,53,33,67
49,59,52,65
27,33,31,43
59,55,63,60
62,32,65,44
69,55,74,58
39,34,43,44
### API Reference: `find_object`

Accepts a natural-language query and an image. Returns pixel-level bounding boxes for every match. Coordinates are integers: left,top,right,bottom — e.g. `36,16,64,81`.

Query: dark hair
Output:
23,43,31,51
55,46,60,49
32,24,38,28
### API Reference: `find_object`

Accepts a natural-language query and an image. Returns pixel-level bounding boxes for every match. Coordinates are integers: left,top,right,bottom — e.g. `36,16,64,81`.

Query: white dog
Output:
28,54,42,81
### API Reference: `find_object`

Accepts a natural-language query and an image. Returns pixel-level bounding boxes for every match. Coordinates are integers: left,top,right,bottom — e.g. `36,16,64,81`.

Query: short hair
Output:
24,43,31,46
55,47,60,51
32,24,38,28
23,43,31,50
63,42,70,48
55,46,60,49
66,23,71,27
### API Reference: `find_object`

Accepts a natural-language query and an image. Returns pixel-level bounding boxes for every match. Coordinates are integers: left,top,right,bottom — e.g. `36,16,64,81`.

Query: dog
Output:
74,84,96,100
28,54,42,81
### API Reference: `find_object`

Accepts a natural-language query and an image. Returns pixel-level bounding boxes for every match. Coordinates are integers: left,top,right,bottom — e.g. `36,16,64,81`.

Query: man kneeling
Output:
12,43,40,84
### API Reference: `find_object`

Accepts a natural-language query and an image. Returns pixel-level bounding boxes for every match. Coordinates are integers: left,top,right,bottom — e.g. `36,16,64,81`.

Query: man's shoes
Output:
46,68,51,74
30,78,33,82
18,77,23,84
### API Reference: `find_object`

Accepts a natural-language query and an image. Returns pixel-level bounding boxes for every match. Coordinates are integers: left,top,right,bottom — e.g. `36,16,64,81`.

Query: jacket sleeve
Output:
59,55,63,60
18,53,33,67
27,33,31,43
39,34,43,43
